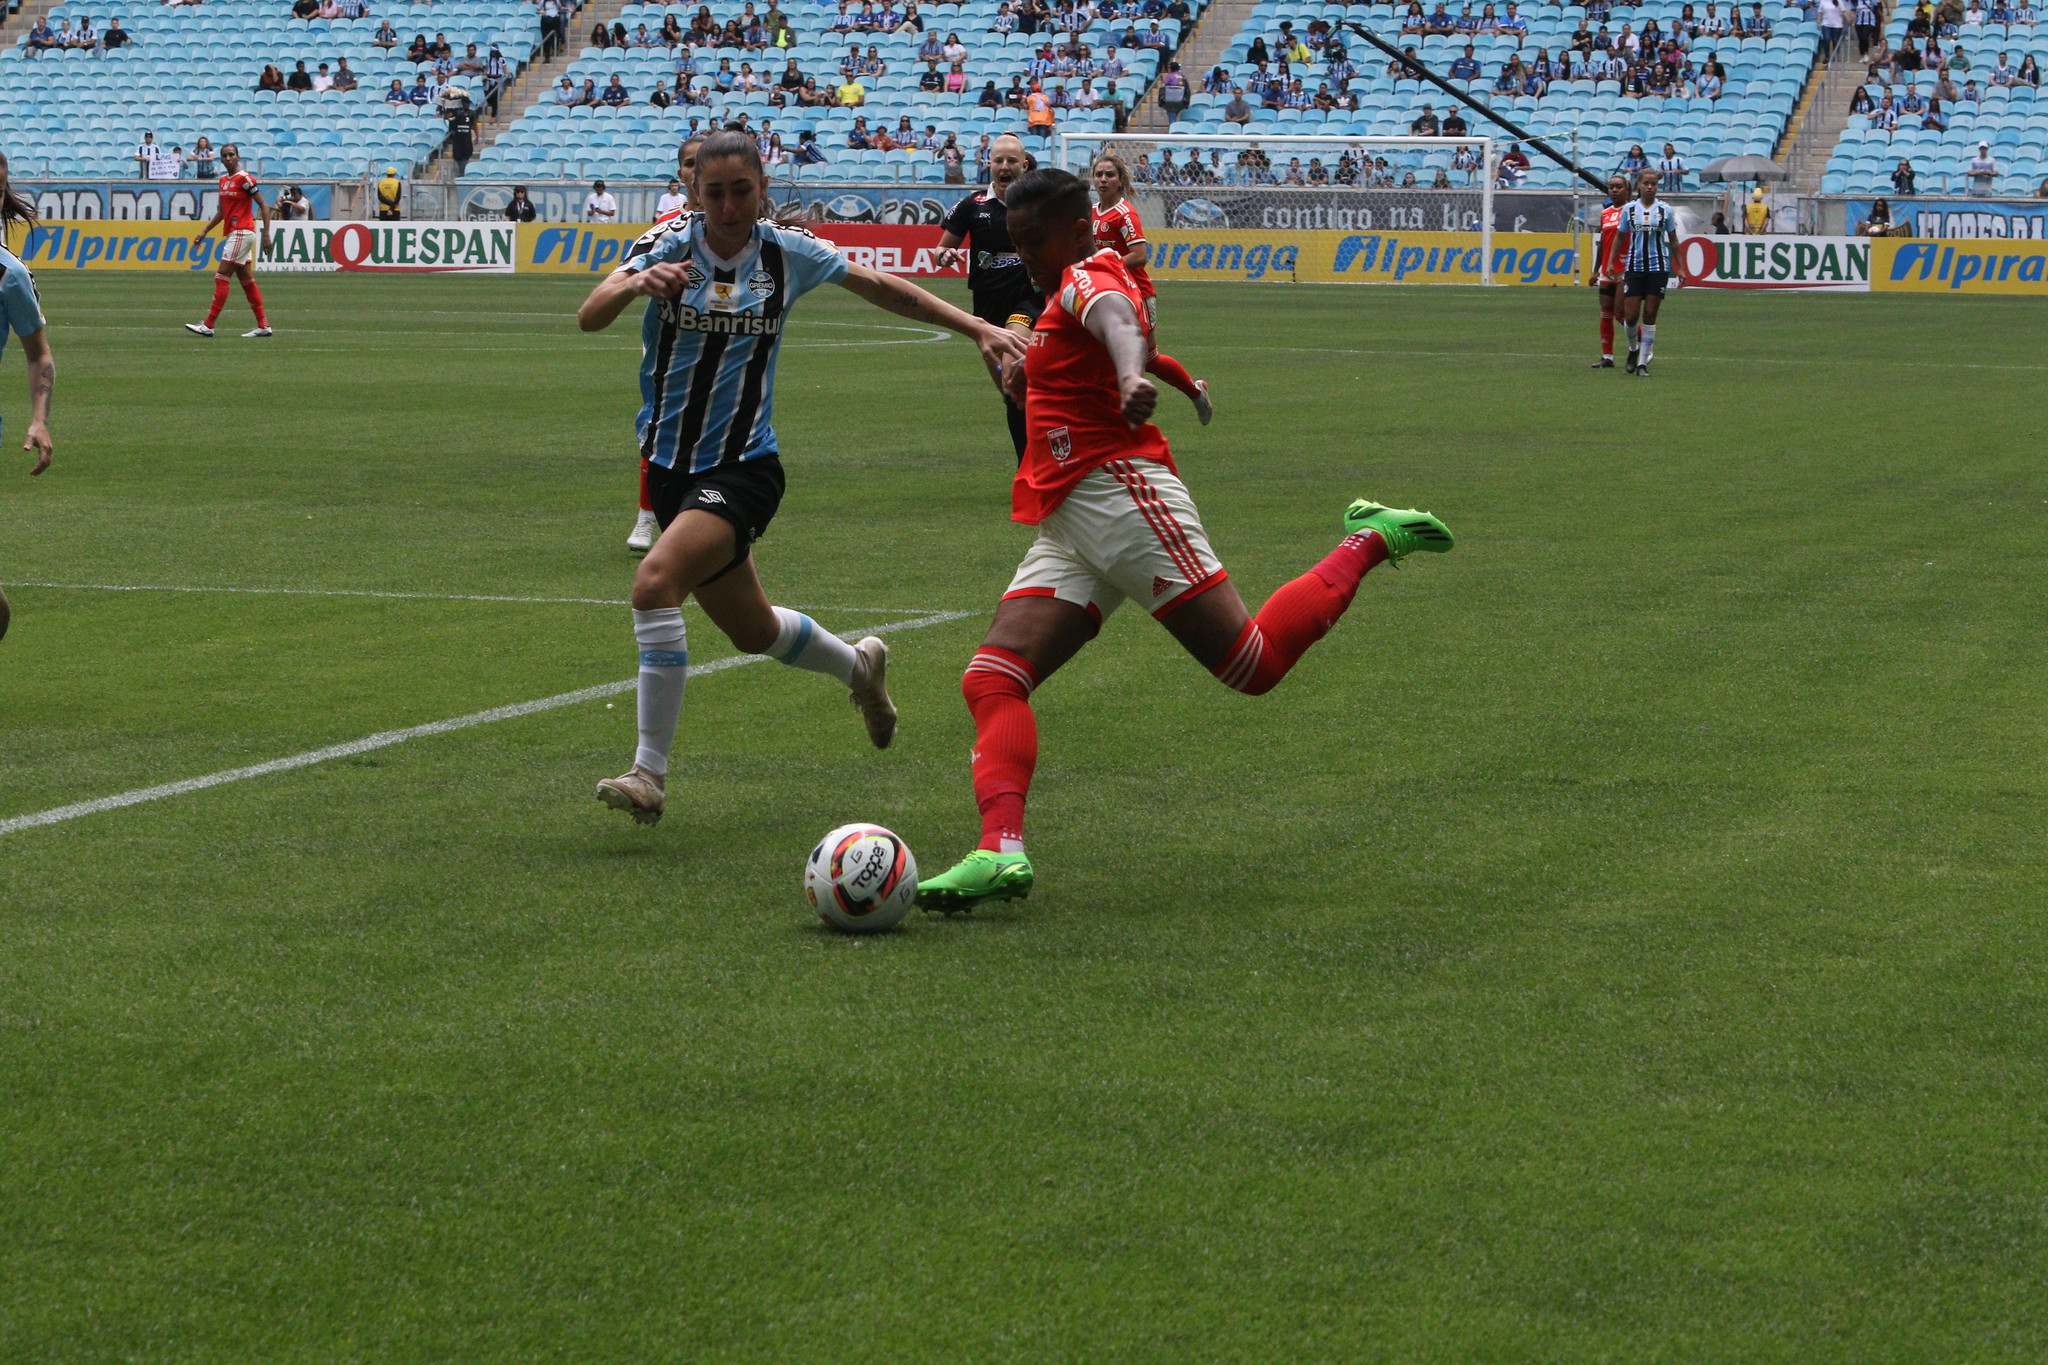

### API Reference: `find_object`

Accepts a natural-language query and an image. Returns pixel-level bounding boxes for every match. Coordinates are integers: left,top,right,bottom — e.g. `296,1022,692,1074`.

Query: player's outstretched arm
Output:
576,261,690,331
1078,292,1156,429
191,205,225,248
20,326,53,476
835,262,1026,380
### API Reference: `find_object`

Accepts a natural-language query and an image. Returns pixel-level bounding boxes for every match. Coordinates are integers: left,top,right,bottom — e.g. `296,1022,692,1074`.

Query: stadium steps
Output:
1129,0,1255,131
474,0,621,146
0,0,64,48
1775,13,1880,189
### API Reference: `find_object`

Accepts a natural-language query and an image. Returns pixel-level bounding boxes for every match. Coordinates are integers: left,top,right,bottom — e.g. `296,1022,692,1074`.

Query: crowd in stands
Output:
21,14,130,54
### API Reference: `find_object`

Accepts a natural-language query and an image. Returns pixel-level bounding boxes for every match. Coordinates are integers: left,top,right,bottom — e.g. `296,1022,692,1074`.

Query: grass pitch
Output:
4,273,2048,1361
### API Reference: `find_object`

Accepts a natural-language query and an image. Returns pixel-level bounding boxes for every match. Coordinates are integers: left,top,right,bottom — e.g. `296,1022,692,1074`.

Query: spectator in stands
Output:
845,115,871,148
1899,83,1926,112
574,77,600,106
1493,60,1520,93
792,130,826,164
101,16,130,49
384,77,408,103
453,43,484,76
1140,19,1169,49
1657,142,1688,186
258,65,287,93
327,57,358,92
551,75,578,106
189,137,215,177
1003,73,1027,105
1449,43,1482,78
133,132,158,177
583,180,617,223
291,0,318,17
1966,141,1999,192
1026,79,1056,136
648,78,673,108
1990,48,2018,80
599,74,629,106
1619,143,1650,173
1869,90,1898,125
945,60,968,92
501,186,536,223
1410,102,1441,134
2021,55,2041,83
942,30,966,61
1497,143,1530,185
24,16,58,55
1443,107,1469,135
148,143,183,179
836,71,867,104
1857,197,1893,233
405,32,428,62
1893,157,1917,193
1850,83,1875,111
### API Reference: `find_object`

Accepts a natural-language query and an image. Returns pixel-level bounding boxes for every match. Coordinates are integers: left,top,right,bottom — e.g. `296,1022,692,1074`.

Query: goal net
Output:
1052,133,1498,282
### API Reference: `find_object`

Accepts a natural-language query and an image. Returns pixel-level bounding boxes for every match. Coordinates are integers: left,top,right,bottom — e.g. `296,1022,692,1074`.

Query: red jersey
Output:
1013,249,1174,525
1090,198,1154,298
218,170,261,233
1598,202,1628,280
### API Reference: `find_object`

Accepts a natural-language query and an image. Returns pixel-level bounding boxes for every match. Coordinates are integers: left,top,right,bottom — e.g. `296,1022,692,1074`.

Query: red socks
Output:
962,647,1039,851
204,276,230,326
1212,531,1387,695
638,457,653,512
1146,352,1202,402
241,278,267,327
1599,297,1615,357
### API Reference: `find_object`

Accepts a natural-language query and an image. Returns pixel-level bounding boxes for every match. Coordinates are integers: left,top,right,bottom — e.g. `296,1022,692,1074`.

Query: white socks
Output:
1639,323,1656,362
633,607,687,776
765,607,856,685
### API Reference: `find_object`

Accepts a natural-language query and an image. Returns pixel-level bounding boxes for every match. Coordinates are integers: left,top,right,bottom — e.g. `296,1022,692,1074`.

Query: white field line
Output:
1249,344,2048,374
4,582,946,615
0,609,976,838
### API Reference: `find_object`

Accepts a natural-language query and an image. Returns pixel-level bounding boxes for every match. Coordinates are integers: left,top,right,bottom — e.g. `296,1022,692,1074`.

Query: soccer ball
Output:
805,823,918,934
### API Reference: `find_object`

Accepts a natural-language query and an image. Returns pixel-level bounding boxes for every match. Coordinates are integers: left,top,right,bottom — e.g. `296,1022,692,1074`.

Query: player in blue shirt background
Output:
574,130,1025,827
0,152,56,645
1616,170,1680,378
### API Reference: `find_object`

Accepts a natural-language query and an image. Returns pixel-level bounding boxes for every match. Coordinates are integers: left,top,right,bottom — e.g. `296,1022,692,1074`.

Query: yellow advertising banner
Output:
517,222,647,274
1870,237,2048,294
15,221,224,271
1145,230,1582,286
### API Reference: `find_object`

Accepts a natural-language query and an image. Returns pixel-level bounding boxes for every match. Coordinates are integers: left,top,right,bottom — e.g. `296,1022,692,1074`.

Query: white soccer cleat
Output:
183,322,215,337
848,636,897,749
242,325,273,338
1192,378,1214,426
627,508,659,553
596,765,666,824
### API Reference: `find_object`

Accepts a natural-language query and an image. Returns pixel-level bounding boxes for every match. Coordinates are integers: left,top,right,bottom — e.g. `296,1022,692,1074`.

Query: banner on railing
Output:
1870,238,2048,293
1843,198,2048,240
1675,235,1871,290
20,181,334,222
514,222,963,276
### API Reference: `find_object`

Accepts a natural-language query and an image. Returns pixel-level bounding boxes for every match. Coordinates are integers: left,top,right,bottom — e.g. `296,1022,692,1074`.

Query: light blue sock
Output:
633,607,687,776
765,607,857,685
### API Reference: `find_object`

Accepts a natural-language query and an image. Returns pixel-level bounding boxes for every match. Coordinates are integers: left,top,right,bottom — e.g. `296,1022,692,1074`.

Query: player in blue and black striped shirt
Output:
1616,171,1679,377
0,152,55,645
575,130,1026,826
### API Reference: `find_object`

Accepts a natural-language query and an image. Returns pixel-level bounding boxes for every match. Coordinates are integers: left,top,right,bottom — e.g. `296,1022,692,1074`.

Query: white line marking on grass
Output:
4,582,947,614
0,609,977,838
1249,345,2048,373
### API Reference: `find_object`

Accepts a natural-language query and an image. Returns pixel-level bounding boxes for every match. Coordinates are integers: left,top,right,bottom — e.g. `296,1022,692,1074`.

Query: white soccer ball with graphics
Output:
805,823,918,934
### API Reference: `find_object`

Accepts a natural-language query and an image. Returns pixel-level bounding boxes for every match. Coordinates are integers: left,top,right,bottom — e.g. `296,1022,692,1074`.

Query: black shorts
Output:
1623,270,1669,298
974,291,1044,332
645,454,785,583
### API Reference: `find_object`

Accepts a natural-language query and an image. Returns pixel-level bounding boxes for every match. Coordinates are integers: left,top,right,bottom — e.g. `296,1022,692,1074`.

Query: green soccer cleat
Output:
916,849,1034,915
1344,500,1456,560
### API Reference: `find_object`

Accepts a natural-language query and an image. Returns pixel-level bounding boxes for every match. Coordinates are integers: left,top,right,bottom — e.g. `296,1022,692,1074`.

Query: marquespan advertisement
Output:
14,221,518,272
1675,236,1872,291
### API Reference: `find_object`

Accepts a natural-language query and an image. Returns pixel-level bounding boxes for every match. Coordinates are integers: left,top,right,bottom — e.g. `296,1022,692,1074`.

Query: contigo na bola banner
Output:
1675,236,1871,291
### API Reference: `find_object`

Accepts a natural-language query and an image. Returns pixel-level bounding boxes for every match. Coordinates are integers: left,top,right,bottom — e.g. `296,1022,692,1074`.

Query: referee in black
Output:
934,132,1043,459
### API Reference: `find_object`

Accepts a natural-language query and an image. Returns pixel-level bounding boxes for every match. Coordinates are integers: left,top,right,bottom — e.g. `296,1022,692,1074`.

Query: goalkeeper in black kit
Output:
934,132,1043,459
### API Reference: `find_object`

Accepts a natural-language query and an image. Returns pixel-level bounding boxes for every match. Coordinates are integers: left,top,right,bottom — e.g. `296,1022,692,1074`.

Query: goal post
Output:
1053,132,1497,285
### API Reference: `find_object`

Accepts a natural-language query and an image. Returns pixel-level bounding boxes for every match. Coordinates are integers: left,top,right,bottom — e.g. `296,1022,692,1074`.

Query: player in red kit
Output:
183,145,272,338
1089,152,1212,424
915,169,1456,913
1590,174,1628,368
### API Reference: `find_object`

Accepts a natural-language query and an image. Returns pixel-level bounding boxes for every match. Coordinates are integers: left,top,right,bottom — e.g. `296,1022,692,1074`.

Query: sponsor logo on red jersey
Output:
218,171,260,234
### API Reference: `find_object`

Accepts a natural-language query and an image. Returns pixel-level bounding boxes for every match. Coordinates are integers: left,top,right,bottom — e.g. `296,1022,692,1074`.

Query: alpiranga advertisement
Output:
1869,237,2048,293
1145,230,1582,285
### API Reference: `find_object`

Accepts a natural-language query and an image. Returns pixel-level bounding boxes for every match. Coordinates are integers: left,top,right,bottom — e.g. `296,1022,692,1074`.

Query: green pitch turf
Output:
4,273,2047,1361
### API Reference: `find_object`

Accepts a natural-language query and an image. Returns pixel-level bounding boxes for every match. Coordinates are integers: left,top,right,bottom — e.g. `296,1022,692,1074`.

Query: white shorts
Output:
217,229,258,265
1004,458,1226,623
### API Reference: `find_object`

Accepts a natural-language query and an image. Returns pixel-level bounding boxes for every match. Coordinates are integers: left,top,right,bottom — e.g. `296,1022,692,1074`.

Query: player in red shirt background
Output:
1089,153,1213,425
184,145,272,338
915,168,1456,913
1590,174,1629,368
